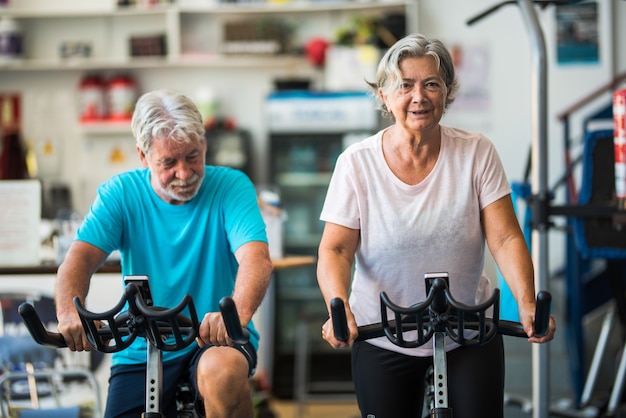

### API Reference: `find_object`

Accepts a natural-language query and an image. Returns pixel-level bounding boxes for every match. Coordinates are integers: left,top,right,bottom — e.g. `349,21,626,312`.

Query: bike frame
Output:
18,276,249,418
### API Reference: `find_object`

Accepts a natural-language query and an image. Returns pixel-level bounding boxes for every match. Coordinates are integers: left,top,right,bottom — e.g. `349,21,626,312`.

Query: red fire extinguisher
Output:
614,88,626,210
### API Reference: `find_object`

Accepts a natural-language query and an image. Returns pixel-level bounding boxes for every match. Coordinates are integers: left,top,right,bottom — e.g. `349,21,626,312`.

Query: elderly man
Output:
55,89,273,418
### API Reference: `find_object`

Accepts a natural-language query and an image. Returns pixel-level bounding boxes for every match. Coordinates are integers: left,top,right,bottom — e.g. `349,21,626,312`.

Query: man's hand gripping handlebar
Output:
17,283,249,352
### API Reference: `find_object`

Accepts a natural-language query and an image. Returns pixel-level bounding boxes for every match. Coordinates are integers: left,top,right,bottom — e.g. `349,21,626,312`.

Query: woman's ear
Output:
379,88,393,118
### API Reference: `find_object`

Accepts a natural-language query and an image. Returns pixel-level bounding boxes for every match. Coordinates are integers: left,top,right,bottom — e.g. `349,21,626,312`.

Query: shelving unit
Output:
0,0,414,71
0,0,416,178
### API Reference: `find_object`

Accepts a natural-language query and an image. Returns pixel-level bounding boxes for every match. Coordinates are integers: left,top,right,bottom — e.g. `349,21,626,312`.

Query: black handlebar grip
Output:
18,303,67,348
218,297,250,345
330,298,349,342
533,290,551,337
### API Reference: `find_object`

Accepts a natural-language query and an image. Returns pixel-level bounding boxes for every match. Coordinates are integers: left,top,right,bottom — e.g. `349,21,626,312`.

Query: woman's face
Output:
380,55,447,136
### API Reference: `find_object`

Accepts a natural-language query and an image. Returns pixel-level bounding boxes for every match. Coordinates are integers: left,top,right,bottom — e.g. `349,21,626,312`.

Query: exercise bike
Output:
330,272,552,418
17,275,250,418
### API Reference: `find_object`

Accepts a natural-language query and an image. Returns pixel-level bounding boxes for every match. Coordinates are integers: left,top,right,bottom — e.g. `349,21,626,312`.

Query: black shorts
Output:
352,334,504,418
103,342,257,418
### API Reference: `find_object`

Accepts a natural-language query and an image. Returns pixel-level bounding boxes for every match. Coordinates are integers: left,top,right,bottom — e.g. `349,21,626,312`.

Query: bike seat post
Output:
425,273,453,417
431,332,453,417
143,343,165,418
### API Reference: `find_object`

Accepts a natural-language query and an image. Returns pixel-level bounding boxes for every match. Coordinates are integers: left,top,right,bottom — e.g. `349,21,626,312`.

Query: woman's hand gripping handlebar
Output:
328,288,553,347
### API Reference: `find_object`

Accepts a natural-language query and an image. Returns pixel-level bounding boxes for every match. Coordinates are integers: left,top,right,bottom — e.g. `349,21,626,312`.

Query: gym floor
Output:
270,400,359,418
264,393,541,417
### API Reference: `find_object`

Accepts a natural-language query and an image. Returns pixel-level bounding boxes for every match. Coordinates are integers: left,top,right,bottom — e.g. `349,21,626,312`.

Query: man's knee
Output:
196,346,250,393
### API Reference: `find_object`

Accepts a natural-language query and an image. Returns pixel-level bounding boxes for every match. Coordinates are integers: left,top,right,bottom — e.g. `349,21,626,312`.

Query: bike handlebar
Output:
466,1,582,26
18,302,67,348
466,1,517,26
18,293,249,351
219,296,250,345
532,290,552,336
330,289,551,344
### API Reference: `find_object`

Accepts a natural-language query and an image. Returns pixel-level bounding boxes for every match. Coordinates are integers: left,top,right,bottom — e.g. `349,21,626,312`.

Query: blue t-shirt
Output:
76,166,267,366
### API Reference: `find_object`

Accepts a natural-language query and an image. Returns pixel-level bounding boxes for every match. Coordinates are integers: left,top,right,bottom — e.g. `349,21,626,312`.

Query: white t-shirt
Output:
320,125,512,356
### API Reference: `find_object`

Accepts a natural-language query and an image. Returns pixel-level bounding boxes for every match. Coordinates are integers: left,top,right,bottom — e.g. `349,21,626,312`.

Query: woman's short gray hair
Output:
367,33,460,119
131,89,205,155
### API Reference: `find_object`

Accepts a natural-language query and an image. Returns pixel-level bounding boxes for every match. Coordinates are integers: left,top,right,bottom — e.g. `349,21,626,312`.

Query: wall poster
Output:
556,2,599,65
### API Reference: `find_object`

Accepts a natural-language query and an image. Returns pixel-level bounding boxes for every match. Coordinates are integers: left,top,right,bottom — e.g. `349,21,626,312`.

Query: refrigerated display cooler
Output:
265,91,379,398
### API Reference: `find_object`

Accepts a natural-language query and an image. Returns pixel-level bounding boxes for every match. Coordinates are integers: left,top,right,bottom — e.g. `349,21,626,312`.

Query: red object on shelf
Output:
305,37,330,67
107,75,136,121
78,75,107,122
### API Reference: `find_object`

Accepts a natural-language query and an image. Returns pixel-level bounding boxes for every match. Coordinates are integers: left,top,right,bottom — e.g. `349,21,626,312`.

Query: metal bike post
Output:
517,1,550,418
143,343,165,418
431,332,453,418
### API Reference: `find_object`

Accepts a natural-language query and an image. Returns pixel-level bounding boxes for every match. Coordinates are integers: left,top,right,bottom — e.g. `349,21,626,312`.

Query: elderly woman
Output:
317,33,555,418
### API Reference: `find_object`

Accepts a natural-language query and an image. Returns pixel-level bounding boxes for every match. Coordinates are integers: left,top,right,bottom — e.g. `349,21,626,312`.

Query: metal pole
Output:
145,343,164,417
517,1,549,418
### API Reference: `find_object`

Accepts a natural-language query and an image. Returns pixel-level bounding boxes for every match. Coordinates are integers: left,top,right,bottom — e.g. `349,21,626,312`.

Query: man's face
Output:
138,136,207,205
